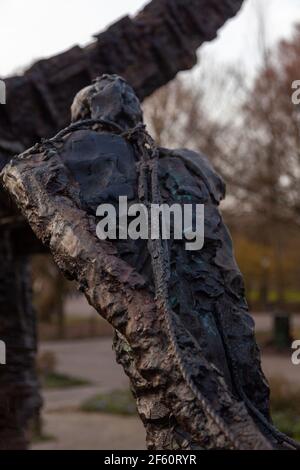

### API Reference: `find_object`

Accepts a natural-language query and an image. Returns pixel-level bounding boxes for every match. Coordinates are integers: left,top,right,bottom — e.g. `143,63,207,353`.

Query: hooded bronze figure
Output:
2,74,298,450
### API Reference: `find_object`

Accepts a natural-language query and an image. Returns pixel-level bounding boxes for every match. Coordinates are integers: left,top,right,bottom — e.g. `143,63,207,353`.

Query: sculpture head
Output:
71,74,143,130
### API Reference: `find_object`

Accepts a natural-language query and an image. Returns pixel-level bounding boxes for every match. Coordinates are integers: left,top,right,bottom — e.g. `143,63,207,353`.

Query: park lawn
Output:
270,377,300,442
42,372,90,389
81,389,137,416
248,289,300,304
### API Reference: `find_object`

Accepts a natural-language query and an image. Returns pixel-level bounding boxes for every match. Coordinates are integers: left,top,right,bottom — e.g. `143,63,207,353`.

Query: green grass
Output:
248,290,300,304
42,372,90,389
270,377,300,441
81,389,137,416
272,412,300,441
31,431,55,444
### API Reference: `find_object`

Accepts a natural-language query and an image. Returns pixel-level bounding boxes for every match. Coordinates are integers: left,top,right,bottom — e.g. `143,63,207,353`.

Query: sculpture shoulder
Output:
158,147,225,205
60,129,137,210
61,129,135,167
158,146,241,281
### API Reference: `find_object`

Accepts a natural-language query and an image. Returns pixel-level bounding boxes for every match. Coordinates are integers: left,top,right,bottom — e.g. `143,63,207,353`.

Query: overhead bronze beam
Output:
0,0,244,160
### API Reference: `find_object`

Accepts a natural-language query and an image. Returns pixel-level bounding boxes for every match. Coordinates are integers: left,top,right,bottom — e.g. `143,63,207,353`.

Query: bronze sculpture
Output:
2,0,291,450
0,0,245,449
2,74,299,450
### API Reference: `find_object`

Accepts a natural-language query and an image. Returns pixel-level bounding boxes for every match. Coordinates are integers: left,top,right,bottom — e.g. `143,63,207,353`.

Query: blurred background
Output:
2,0,300,449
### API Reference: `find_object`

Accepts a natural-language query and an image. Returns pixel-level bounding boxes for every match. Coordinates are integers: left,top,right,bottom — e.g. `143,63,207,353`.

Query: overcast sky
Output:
1,0,300,77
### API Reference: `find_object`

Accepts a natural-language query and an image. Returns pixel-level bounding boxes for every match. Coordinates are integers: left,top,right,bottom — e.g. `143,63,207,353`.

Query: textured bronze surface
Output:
0,1,246,449
3,75,297,449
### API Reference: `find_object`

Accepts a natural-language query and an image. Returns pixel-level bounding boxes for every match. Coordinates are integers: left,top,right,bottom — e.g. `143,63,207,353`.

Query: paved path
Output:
262,354,300,387
40,338,130,413
33,412,145,450
33,338,145,450
40,338,128,391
